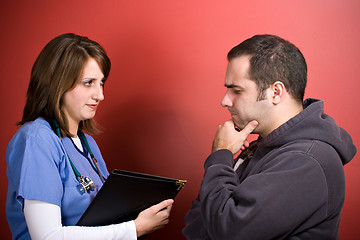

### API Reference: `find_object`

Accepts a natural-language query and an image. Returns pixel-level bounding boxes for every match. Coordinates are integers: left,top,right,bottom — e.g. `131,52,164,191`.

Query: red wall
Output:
1,1,359,239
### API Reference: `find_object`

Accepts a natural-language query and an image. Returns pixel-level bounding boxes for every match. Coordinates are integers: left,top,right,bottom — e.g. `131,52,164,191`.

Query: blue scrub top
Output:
6,118,110,239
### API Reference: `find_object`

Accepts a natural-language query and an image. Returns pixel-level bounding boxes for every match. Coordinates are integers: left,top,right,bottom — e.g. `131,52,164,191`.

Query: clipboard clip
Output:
176,180,187,191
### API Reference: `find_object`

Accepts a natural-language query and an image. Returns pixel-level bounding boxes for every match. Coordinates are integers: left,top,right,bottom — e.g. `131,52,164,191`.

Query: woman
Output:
6,33,173,240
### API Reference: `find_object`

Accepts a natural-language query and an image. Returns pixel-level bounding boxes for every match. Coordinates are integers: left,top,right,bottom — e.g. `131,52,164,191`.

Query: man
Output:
183,34,356,240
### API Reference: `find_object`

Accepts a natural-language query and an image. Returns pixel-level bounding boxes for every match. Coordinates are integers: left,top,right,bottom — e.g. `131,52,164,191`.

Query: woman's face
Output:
62,58,105,135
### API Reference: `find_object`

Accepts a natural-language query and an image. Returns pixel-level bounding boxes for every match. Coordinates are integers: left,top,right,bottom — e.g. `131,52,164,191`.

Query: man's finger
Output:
240,120,258,137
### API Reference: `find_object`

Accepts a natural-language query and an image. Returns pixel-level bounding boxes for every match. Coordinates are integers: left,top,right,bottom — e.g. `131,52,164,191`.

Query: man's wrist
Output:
205,149,234,169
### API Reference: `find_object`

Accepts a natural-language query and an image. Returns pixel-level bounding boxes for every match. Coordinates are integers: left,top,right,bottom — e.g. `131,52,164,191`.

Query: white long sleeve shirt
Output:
24,199,137,240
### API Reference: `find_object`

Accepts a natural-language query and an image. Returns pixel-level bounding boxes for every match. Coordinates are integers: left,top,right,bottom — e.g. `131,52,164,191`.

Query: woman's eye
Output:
83,80,92,86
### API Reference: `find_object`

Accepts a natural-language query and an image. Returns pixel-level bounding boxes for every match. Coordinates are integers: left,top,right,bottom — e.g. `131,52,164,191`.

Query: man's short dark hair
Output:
227,34,307,102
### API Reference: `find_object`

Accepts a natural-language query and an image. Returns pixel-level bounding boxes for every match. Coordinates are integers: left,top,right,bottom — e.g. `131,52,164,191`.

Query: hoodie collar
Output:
256,98,356,165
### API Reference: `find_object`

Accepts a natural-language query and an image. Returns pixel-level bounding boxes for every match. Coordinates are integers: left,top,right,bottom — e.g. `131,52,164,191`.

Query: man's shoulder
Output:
262,139,343,174
279,139,340,163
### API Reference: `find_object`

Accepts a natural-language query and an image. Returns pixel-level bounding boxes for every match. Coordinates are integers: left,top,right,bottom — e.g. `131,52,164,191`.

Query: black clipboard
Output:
76,169,186,226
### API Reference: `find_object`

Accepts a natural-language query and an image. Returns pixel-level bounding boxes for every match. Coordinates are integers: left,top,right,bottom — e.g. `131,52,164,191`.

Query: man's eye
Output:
233,89,242,94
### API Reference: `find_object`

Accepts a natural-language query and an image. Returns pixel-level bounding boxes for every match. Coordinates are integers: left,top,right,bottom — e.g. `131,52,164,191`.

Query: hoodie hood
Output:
260,98,356,165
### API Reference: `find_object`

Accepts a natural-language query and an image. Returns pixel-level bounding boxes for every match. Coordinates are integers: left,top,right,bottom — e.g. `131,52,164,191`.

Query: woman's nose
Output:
93,84,104,101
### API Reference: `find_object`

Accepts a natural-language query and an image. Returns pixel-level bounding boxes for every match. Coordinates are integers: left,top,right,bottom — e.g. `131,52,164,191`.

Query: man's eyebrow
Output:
224,83,243,89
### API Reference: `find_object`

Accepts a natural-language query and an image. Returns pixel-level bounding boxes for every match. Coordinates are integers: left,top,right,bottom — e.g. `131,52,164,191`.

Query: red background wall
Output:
1,1,359,239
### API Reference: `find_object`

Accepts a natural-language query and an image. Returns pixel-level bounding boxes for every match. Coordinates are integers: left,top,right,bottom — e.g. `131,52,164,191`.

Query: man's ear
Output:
271,81,285,104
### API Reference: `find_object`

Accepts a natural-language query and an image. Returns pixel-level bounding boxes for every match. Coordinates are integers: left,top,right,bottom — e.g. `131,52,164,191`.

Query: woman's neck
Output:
68,122,79,137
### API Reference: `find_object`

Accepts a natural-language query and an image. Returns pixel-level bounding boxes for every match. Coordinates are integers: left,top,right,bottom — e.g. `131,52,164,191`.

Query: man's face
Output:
221,55,271,135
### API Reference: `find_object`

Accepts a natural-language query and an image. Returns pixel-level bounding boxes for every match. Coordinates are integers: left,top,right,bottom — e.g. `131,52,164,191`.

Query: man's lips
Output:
229,111,237,116
228,108,236,115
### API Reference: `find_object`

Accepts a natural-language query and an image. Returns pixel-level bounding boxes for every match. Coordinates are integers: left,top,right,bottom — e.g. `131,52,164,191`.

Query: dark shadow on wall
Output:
91,27,207,239
98,97,200,240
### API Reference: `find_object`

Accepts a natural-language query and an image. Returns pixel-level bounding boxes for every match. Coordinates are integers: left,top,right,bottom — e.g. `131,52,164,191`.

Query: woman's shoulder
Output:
7,118,66,169
82,132,101,151
9,118,58,147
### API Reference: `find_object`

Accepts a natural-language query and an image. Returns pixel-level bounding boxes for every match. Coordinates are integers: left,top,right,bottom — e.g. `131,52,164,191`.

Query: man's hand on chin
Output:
212,120,258,155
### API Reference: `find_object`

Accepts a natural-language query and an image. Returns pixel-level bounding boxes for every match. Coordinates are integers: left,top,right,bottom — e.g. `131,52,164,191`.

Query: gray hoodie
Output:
183,99,357,240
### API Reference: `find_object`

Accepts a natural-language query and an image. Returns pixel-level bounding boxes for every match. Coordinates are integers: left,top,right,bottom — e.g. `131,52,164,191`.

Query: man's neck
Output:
260,100,303,138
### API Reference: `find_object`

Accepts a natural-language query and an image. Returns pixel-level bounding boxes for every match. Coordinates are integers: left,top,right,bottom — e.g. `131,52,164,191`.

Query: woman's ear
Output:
271,81,285,104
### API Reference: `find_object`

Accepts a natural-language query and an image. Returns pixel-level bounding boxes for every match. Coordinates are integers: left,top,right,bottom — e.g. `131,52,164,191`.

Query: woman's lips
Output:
87,104,98,110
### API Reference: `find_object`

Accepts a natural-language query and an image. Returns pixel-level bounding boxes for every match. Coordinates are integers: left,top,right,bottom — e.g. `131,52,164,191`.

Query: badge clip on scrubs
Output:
51,119,104,194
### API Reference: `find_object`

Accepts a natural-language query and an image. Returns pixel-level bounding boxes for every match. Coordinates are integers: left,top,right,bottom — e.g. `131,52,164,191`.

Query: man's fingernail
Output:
251,121,258,127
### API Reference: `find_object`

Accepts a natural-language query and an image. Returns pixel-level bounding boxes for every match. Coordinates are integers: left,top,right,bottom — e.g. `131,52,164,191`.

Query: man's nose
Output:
221,92,232,107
